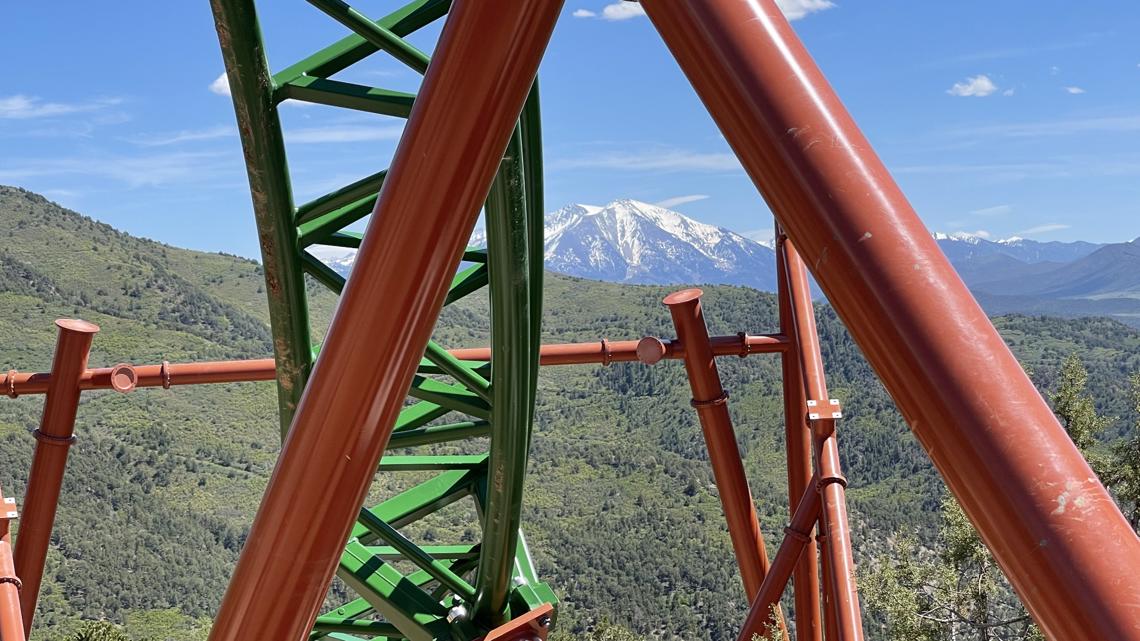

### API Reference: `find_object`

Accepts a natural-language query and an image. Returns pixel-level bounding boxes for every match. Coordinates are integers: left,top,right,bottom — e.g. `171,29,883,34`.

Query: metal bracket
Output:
5,370,16,399
691,391,729,409
806,398,842,420
2,497,16,521
31,428,77,446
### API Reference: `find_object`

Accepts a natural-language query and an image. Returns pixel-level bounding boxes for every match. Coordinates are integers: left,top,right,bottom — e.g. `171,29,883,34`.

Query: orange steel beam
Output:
737,477,822,641
13,320,97,635
1,335,788,397
451,333,789,366
0,488,24,641
662,289,787,638
205,2,564,639
479,603,553,641
776,227,823,641
643,1,1140,639
781,239,862,641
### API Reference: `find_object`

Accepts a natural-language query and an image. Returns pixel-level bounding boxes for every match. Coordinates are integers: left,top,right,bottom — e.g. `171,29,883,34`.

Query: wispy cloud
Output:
129,125,236,147
655,194,709,208
946,114,1140,139
577,0,832,22
947,75,998,97
209,73,231,96
776,0,835,20
0,95,122,120
286,124,404,144
0,151,234,188
930,33,1104,67
1063,86,1086,95
970,204,1012,216
551,147,740,172
1017,223,1070,236
741,229,776,247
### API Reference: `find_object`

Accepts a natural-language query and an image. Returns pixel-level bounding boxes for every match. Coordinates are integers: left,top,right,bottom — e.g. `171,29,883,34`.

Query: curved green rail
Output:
210,1,553,638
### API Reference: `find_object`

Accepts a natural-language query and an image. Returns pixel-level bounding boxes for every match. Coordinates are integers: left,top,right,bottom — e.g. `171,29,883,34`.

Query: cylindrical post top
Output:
662,288,703,307
54,319,99,334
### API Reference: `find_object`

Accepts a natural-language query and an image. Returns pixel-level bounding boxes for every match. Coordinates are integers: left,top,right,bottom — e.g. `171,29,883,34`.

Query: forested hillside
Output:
1,186,1138,640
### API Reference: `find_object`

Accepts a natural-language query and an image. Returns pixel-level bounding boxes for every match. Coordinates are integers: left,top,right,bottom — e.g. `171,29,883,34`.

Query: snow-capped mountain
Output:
932,232,1103,265
329,200,778,290
536,200,777,290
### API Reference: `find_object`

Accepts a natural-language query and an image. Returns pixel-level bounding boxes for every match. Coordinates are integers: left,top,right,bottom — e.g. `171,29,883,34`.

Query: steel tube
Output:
205,2,563,639
14,320,97,634
450,333,789,366
1,334,788,397
210,0,313,438
0,489,24,641
663,290,782,622
644,2,1140,638
776,228,822,641
738,480,822,641
782,239,863,641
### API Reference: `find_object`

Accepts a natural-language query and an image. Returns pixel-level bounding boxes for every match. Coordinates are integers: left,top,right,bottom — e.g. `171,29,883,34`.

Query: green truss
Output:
209,0,554,638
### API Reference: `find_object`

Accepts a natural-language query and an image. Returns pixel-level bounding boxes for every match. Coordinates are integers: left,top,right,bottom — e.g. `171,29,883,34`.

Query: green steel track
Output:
209,1,553,638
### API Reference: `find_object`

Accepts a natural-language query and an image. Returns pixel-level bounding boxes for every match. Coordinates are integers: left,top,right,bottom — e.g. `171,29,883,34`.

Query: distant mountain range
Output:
325,200,1140,328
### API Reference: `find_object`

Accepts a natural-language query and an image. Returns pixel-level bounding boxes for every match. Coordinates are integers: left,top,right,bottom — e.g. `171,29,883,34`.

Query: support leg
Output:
205,2,564,639
14,319,97,635
663,289,786,638
777,227,822,641
643,1,1140,638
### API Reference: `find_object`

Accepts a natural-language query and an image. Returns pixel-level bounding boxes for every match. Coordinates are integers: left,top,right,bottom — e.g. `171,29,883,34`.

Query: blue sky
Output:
2,1,1139,257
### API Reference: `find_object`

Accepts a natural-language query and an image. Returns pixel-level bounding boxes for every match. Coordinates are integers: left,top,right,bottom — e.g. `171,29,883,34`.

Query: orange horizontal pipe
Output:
2,335,788,397
453,333,789,365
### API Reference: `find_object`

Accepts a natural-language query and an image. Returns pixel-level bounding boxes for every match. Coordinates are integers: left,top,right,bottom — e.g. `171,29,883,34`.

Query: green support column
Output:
210,1,553,637
209,0,313,437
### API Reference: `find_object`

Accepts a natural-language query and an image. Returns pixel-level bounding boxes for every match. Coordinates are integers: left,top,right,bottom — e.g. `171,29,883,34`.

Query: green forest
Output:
1,186,1139,641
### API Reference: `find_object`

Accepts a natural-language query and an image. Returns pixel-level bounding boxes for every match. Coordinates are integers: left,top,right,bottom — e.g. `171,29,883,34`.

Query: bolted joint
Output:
805,398,842,421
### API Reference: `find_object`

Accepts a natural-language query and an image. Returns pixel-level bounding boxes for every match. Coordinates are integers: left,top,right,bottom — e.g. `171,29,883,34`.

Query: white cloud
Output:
970,204,1012,216
777,0,835,21
0,95,122,119
600,2,645,20
209,72,231,96
130,125,236,146
287,124,405,144
551,148,741,172
947,75,998,97
1050,65,1061,75
583,0,832,22
1017,223,1070,236
0,151,233,188
947,114,1140,138
741,229,776,247
1002,88,1016,96
1063,86,1086,94
654,194,709,209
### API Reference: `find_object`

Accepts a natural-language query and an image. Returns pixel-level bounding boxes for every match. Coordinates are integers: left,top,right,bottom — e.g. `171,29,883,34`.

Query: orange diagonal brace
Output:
643,1,1140,639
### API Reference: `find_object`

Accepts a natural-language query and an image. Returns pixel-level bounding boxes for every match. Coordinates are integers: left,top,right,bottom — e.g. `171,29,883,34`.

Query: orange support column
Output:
776,228,823,641
205,2,564,640
663,289,786,638
14,319,97,635
644,1,1140,639
0,488,24,641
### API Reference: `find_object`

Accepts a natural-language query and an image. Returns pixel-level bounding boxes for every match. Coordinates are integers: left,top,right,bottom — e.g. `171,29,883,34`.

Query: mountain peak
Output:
542,200,776,289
